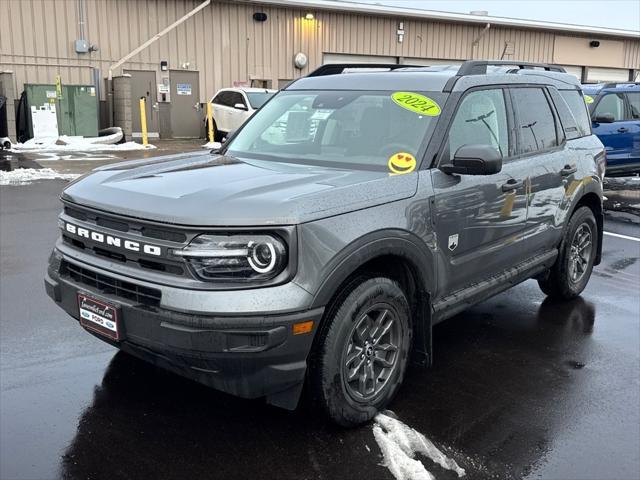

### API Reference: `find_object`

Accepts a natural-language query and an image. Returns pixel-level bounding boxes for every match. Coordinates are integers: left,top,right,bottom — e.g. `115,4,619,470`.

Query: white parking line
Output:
604,231,640,242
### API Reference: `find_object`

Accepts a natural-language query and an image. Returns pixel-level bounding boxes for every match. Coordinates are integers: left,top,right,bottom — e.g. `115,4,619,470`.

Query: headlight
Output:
171,234,287,282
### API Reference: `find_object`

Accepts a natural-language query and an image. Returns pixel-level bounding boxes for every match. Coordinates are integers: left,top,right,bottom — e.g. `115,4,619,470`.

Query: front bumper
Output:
45,249,324,410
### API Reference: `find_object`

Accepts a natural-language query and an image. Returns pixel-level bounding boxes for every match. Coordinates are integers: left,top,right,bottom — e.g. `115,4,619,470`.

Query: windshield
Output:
246,92,275,109
226,90,445,170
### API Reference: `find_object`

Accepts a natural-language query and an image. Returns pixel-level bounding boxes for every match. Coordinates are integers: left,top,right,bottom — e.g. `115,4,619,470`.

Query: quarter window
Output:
559,90,592,137
446,89,509,161
511,88,558,154
593,93,625,121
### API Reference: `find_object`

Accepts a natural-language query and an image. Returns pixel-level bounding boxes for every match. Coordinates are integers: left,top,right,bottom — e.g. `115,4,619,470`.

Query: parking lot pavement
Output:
3,138,206,174
1,179,639,480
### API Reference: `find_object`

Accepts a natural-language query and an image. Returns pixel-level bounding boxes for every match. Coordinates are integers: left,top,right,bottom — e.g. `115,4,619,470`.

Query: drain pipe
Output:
107,0,211,125
472,23,491,56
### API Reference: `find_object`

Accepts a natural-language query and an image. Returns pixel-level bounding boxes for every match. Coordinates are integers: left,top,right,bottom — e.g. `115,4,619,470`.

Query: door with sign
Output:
170,70,201,138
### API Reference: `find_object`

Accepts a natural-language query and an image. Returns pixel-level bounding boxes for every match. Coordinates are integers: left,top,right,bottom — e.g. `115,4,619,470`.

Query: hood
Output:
62,152,418,226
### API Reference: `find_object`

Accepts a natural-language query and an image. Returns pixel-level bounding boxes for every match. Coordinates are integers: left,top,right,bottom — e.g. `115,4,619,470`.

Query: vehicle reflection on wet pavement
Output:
1,181,639,480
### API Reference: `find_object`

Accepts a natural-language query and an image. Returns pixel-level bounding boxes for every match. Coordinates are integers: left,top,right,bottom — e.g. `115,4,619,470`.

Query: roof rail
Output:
306,63,419,77
456,60,567,76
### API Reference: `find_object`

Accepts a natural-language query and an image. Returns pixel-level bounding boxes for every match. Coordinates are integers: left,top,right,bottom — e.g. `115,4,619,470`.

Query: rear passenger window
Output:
559,90,592,137
593,93,625,121
511,88,558,154
626,92,640,119
446,89,509,161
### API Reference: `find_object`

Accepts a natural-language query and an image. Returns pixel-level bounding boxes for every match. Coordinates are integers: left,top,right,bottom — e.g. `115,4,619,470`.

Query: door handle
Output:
617,127,629,133
560,164,577,176
501,178,523,192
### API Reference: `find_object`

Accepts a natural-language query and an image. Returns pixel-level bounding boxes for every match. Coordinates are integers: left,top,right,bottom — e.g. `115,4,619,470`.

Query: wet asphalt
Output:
1,180,639,480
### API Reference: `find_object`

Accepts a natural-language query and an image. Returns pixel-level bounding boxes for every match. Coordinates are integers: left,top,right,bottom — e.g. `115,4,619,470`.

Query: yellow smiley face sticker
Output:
584,95,594,104
388,152,417,175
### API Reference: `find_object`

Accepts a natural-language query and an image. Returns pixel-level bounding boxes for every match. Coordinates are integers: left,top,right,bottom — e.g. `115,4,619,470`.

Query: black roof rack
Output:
456,60,567,76
306,63,420,77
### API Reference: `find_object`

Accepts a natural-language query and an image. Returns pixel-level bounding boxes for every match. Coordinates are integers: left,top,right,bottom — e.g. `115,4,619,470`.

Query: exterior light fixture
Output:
305,12,314,20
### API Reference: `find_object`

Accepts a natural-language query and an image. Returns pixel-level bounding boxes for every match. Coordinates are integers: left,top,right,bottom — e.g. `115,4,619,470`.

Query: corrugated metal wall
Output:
1,0,639,104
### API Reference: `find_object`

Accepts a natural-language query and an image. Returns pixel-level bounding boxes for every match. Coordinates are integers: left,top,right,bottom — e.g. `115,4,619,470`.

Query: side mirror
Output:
234,103,248,111
593,113,615,124
440,144,503,175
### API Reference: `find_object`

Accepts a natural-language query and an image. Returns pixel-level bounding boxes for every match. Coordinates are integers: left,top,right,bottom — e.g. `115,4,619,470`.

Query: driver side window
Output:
446,89,509,161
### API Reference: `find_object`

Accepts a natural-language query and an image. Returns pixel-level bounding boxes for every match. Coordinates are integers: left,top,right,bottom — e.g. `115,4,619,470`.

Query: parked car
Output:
46,61,605,426
583,82,640,176
206,87,276,141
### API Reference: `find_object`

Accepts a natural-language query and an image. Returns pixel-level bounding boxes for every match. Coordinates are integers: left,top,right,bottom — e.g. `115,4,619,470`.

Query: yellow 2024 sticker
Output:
391,92,441,116
584,95,594,104
388,152,417,175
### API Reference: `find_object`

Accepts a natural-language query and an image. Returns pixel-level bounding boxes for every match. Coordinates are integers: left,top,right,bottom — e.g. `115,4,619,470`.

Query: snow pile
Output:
372,412,465,480
0,168,80,186
10,136,155,153
202,141,222,149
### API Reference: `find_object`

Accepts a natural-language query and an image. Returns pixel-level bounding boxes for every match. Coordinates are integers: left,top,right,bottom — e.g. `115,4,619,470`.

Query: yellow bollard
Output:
139,97,148,146
206,101,215,143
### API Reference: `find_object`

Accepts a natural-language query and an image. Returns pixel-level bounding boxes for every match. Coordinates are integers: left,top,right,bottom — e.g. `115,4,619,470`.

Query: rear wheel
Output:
310,276,412,426
538,206,598,300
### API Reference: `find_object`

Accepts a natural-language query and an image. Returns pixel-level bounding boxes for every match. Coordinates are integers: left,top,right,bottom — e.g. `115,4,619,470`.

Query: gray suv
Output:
45,61,605,426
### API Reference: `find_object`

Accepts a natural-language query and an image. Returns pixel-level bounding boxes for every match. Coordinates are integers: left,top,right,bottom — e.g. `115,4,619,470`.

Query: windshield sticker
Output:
391,92,441,116
310,109,333,120
584,95,594,104
388,152,417,175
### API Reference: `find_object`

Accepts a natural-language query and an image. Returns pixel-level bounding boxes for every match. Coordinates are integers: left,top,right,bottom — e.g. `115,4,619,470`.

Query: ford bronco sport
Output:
46,61,605,426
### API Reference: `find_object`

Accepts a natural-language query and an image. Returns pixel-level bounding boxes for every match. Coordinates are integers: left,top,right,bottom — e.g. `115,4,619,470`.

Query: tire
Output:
538,206,598,300
309,276,412,426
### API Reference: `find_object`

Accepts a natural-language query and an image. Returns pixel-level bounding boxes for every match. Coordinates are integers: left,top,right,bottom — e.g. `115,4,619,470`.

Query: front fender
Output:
308,229,435,309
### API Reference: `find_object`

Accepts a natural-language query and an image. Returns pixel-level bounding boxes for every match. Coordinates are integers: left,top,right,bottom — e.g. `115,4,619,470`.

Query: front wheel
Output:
538,206,598,300
310,276,412,426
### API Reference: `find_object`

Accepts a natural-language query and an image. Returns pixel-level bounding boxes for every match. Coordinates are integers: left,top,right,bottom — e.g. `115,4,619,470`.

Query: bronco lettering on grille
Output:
64,222,162,256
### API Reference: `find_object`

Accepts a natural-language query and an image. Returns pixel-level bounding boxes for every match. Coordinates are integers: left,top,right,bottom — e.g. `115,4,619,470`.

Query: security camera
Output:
590,40,600,48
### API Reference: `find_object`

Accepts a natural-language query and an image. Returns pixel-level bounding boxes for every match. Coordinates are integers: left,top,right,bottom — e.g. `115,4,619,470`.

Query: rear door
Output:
431,87,528,296
591,92,633,165
512,86,578,254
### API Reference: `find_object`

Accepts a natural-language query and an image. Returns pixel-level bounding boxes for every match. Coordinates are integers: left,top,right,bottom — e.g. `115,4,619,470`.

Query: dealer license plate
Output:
78,293,121,341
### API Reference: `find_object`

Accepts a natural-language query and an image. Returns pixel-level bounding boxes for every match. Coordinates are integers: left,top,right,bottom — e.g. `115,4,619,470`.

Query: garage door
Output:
557,65,583,82
585,67,631,83
323,53,397,64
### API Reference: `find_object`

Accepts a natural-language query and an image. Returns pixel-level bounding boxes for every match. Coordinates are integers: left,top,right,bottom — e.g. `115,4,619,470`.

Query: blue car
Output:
582,83,640,176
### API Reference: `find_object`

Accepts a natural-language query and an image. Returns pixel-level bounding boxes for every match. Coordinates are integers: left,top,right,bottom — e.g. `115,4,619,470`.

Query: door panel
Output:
591,92,632,164
169,70,201,138
124,70,159,137
432,88,527,297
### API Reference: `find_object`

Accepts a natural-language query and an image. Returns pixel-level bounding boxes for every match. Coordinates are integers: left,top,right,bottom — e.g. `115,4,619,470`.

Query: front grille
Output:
61,204,189,277
60,260,162,307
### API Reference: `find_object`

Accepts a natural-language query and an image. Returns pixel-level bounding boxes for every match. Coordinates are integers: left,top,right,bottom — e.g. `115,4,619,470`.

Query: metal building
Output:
1,0,639,141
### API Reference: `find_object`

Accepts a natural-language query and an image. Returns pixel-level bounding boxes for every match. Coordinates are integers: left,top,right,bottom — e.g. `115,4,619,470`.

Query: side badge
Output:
448,234,459,251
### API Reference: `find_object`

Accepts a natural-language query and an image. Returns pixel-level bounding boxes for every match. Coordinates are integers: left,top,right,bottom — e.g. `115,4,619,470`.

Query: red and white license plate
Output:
78,293,121,341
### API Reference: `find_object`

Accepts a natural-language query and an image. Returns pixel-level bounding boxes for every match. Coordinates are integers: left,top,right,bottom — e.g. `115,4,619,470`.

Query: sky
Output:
353,0,640,31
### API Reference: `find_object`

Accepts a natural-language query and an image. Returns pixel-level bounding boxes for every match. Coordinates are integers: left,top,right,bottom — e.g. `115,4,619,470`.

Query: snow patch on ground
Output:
372,412,465,480
202,141,222,149
0,168,80,185
10,136,155,153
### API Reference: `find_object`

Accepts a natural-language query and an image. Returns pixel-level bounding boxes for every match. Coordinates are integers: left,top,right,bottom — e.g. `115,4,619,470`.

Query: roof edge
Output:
245,0,640,39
